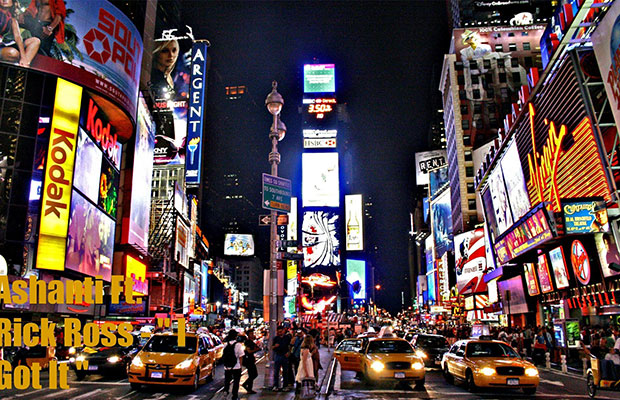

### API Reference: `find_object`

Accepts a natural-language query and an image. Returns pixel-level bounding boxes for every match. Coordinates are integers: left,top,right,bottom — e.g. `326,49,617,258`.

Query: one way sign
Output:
259,215,272,226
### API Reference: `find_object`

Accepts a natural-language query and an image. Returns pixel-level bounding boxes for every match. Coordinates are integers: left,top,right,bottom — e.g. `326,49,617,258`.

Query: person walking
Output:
291,330,304,376
223,330,245,400
241,329,259,394
295,335,315,394
272,326,291,391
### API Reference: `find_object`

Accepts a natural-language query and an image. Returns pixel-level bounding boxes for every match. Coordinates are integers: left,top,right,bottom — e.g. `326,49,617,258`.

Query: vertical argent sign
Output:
185,41,208,186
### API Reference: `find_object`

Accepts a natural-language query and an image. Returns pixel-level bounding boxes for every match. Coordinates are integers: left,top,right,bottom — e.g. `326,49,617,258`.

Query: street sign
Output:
276,252,304,260
259,215,272,226
262,173,292,212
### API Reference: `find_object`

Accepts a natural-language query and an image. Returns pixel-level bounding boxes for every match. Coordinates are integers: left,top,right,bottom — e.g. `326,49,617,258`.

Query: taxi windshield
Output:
417,336,449,348
143,336,197,354
367,340,414,354
466,342,519,358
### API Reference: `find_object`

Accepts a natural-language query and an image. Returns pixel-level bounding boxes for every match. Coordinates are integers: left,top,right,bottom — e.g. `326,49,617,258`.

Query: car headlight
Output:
370,361,385,372
525,367,538,377
107,356,121,364
415,350,427,358
176,359,194,369
412,362,424,370
131,357,143,367
68,347,76,355
479,367,495,376
75,355,86,363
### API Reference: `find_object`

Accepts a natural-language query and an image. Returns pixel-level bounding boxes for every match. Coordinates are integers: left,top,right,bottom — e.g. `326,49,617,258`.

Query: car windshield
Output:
466,342,520,358
143,336,197,354
367,340,414,354
418,336,449,348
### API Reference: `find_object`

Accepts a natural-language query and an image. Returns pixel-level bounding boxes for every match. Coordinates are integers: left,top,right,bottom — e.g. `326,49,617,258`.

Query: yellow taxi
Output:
127,332,216,391
334,337,425,387
441,339,539,395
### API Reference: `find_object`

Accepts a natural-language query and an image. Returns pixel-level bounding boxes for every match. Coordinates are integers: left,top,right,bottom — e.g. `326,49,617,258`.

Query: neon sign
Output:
526,104,611,212
304,98,336,120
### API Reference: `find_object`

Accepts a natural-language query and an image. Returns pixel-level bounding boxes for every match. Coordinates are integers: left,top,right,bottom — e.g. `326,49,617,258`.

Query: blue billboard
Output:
185,41,208,186
346,259,366,301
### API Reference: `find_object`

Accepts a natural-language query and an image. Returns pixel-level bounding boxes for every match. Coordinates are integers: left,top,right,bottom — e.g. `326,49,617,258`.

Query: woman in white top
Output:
296,335,315,384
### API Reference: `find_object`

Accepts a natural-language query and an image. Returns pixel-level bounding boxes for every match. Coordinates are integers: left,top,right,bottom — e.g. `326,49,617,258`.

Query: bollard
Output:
545,352,551,369
583,358,588,377
561,354,567,373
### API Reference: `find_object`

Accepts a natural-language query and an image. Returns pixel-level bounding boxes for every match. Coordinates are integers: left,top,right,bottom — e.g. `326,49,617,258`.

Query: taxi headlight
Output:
176,359,194,369
412,362,424,370
370,361,385,372
68,347,76,355
131,357,143,367
415,350,427,358
525,367,539,377
75,355,86,363
479,367,495,376
107,356,121,364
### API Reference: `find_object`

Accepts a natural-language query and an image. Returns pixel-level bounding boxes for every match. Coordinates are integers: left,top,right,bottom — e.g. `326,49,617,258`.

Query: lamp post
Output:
265,81,285,389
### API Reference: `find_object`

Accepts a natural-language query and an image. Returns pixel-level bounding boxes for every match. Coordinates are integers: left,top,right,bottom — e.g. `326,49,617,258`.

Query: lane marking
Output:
541,378,565,386
72,389,103,400
69,381,129,386
42,388,79,398
11,388,49,398
115,390,136,400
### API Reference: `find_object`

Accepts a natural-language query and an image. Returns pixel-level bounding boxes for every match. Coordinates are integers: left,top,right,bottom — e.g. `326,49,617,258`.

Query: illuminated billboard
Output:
183,272,195,314
593,0,620,130
499,141,531,221
523,263,540,296
454,228,487,295
497,276,528,314
302,97,338,133
431,189,453,258
302,153,339,208
224,234,255,256
125,255,147,296
429,166,449,199
124,95,155,248
74,129,102,202
65,190,114,281
548,246,570,289
595,233,620,278
346,259,366,300
303,64,336,93
345,194,364,251
37,79,82,271
287,197,298,243
562,200,609,234
487,166,512,235
185,41,208,186
287,260,298,295
415,150,447,186
537,254,554,293
176,218,190,268
302,211,340,268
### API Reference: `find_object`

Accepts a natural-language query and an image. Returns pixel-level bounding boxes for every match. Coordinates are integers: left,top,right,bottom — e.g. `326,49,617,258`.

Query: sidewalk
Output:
213,346,334,399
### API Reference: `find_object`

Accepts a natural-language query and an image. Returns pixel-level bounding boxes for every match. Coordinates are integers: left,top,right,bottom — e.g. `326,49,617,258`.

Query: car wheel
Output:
465,370,477,392
130,382,141,390
362,367,373,386
192,371,200,391
443,365,453,384
523,387,537,396
587,372,597,398
75,370,86,380
415,377,425,389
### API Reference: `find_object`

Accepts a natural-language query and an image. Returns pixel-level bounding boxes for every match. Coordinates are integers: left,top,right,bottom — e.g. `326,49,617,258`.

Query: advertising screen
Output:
185,41,208,186
549,246,571,289
537,254,554,293
488,166,513,235
183,272,195,314
287,197,298,243
346,259,366,300
201,261,209,303
562,200,609,234
108,300,147,316
415,150,447,186
497,276,528,314
455,228,488,295
429,166,449,199
124,95,155,248
595,233,620,278
98,157,120,218
570,240,592,286
500,141,531,221
427,270,436,304
302,98,338,133
437,253,450,302
345,194,364,251
523,263,540,296
125,254,147,296
176,218,190,268
488,278,498,304
65,190,114,281
73,128,102,202
431,189,453,258
224,234,255,256
304,64,336,93
287,260,298,295
302,211,340,268
302,153,339,207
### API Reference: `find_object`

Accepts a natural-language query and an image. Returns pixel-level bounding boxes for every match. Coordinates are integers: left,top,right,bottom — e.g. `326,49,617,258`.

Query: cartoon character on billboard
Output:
0,0,40,66
460,29,492,66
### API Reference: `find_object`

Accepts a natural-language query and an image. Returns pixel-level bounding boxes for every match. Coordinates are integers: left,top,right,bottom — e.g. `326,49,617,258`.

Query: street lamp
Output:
265,81,284,389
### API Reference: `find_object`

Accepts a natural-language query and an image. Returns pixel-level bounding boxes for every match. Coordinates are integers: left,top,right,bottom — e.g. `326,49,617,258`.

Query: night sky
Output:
183,1,450,313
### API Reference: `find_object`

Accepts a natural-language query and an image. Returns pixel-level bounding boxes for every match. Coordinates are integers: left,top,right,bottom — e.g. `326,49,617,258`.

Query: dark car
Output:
72,333,143,380
411,333,450,367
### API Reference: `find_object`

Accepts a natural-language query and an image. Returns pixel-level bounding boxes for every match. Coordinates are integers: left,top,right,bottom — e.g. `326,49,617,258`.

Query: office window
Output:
458,74,465,85
473,103,481,114
464,150,472,161
497,59,505,68
523,42,531,51
495,44,503,52
463,135,471,146
512,72,521,84
471,75,479,85
468,199,477,210
466,166,474,177
473,89,481,99
461,104,468,115
522,31,529,36
488,103,496,113
525,57,533,69
511,58,519,68
462,120,470,130
487,88,495,98
508,32,515,37
499,72,507,83
509,43,517,51
459,90,467,100
454,61,464,71
467,183,475,193
500,87,509,99
483,59,491,69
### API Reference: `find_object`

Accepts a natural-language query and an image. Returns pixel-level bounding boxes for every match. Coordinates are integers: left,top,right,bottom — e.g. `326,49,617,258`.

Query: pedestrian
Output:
291,329,304,376
272,326,291,391
241,329,259,394
222,330,245,400
295,335,315,393
310,334,322,379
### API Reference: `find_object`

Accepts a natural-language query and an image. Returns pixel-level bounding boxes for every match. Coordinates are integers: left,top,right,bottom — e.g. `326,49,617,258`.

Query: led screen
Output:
497,276,528,314
201,261,209,302
537,254,554,293
431,189,453,258
345,194,364,251
346,259,366,300
99,157,119,218
549,246,570,289
455,228,487,295
563,200,609,234
523,263,540,296
488,165,513,234
287,197,298,242
302,211,340,268
224,234,255,256
302,153,339,207
429,166,449,199
302,98,338,133
65,189,114,281
500,141,531,221
427,270,436,304
73,128,102,202
303,64,336,93
125,254,147,296
176,219,190,267
595,232,620,278
183,272,195,314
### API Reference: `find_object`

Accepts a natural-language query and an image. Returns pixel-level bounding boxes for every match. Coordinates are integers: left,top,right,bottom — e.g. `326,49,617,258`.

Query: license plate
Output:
435,360,441,365
507,378,519,386
394,372,406,379
150,371,163,378
88,366,98,371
